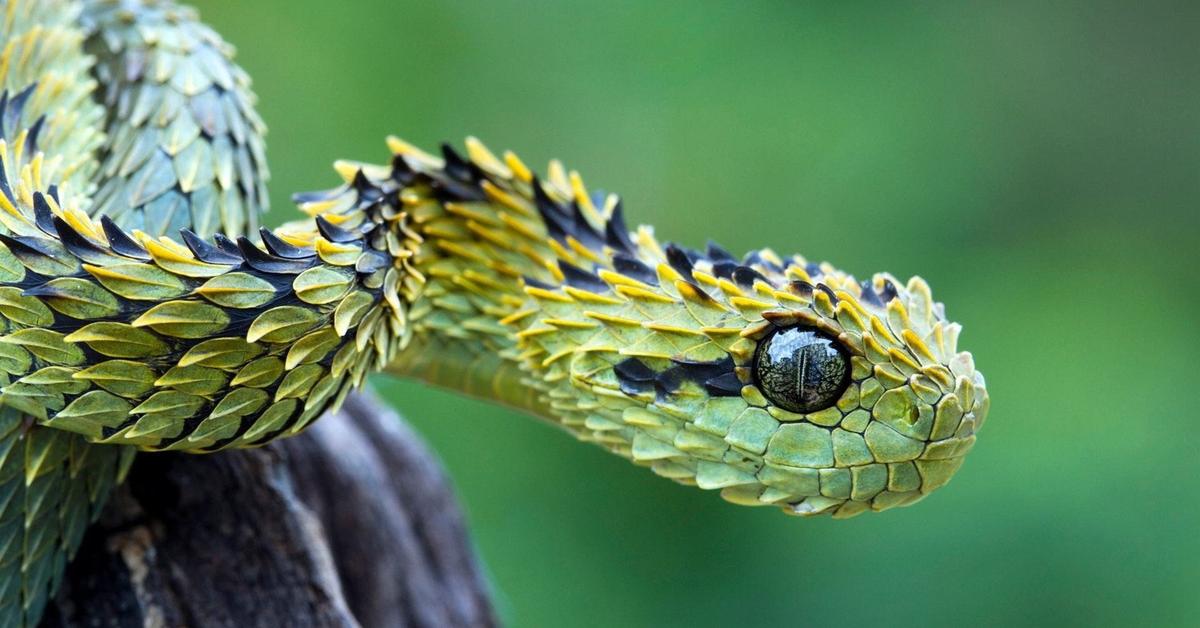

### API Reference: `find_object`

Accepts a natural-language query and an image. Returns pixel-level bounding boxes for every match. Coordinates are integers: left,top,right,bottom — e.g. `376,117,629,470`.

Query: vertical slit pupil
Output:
753,325,850,413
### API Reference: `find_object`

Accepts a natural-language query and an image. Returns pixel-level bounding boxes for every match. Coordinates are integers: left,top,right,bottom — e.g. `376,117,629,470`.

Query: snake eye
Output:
753,326,851,413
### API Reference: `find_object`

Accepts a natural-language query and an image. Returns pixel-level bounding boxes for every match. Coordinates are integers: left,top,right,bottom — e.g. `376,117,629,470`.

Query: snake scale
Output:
0,1,989,625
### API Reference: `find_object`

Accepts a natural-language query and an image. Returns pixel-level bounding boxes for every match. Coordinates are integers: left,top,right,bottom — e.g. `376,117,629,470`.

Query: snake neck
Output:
293,138,574,418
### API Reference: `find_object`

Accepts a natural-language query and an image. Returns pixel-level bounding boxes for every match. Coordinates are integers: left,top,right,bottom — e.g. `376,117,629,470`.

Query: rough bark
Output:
42,391,497,628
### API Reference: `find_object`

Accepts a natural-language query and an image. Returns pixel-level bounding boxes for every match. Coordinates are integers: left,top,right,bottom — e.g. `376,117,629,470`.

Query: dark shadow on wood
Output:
43,391,497,628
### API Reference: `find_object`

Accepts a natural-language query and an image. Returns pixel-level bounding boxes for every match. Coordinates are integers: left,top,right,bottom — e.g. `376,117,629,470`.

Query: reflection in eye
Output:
754,326,850,413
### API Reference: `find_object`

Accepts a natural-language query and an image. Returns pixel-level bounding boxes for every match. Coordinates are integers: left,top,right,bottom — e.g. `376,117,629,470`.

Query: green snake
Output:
0,0,989,624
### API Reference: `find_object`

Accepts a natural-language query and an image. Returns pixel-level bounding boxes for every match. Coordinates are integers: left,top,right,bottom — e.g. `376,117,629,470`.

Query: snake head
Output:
376,139,989,519
528,232,989,518
699,255,990,517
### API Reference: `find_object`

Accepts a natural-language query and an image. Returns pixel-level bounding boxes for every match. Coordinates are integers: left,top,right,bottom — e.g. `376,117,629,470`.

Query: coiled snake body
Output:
0,1,989,624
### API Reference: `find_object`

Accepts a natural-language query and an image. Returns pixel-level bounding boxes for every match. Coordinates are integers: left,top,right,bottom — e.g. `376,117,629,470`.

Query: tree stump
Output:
42,391,498,628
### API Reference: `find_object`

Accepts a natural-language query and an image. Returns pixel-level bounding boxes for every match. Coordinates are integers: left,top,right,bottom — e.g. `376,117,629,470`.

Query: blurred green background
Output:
196,1,1197,626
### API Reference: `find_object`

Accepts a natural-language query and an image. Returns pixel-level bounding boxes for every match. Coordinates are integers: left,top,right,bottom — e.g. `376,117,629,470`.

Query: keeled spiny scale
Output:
81,0,268,239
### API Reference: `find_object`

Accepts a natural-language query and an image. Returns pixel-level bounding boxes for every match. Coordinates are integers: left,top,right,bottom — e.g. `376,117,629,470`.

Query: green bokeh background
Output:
195,2,1197,625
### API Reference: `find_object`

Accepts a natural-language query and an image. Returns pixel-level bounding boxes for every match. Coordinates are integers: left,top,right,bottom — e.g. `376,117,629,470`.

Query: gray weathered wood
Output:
43,391,497,628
